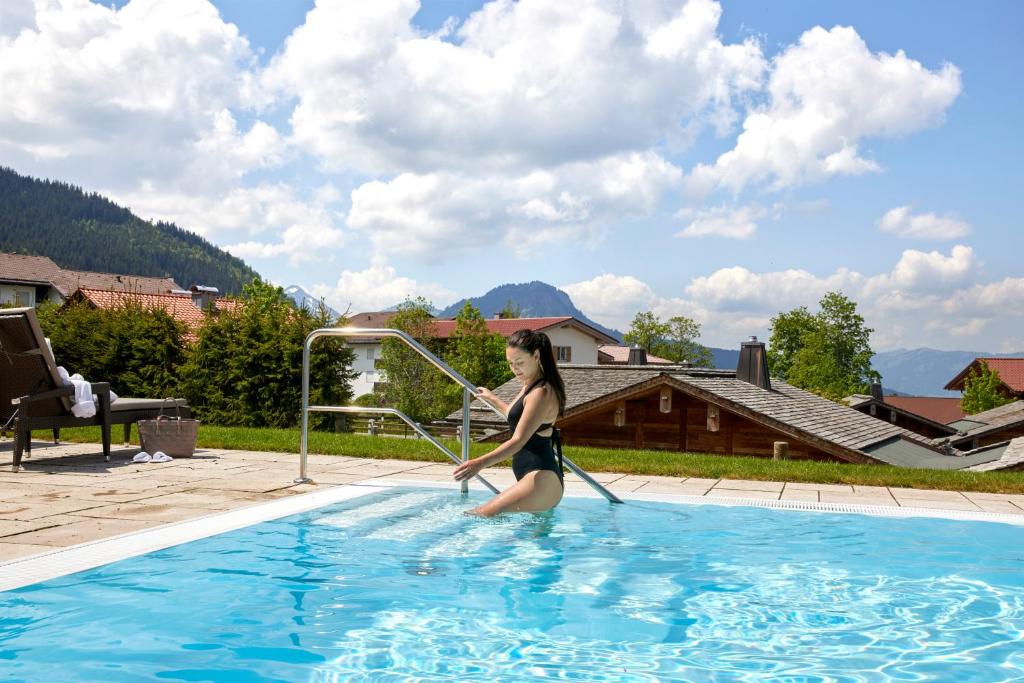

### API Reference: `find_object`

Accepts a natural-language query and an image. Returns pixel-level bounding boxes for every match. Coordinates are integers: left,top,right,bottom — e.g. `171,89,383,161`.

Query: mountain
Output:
0,166,260,294
284,285,341,320
871,348,1024,397
437,281,624,342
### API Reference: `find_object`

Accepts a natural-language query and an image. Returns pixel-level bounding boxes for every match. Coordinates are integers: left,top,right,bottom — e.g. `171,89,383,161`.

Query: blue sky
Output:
1,0,1021,351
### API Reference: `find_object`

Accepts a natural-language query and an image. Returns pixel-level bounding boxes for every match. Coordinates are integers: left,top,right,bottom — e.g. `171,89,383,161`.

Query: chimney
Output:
190,284,219,310
736,336,770,389
869,379,883,401
627,345,647,365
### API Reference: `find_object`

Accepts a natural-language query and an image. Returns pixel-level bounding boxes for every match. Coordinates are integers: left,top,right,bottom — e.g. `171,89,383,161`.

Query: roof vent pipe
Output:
627,345,648,366
869,379,884,401
736,336,771,389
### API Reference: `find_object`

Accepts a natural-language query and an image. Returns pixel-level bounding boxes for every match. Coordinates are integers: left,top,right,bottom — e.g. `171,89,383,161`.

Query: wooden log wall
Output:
558,387,836,460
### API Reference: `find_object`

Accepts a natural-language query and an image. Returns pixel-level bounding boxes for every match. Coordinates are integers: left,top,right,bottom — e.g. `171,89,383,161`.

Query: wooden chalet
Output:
449,339,1019,471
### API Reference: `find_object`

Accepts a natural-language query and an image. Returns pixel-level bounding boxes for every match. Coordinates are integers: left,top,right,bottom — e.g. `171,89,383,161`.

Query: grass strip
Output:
34,424,1024,494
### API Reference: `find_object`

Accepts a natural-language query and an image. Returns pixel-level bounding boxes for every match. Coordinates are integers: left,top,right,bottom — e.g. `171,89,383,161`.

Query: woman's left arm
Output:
453,386,553,481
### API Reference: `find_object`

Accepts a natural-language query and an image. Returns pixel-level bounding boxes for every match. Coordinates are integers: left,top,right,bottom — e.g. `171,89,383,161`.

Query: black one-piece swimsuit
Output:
507,379,564,486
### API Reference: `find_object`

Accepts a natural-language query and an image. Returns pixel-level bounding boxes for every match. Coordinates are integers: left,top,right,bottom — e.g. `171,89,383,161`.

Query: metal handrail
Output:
299,327,623,504
308,405,499,494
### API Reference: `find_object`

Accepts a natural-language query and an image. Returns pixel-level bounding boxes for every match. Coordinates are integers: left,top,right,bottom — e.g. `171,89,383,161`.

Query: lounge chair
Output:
0,307,191,472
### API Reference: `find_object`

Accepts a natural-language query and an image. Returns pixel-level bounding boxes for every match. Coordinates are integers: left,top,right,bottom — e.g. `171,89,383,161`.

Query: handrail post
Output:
296,336,312,484
461,388,470,495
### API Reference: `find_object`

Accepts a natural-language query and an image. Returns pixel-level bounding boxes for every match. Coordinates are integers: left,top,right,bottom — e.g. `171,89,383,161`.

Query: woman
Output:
453,329,566,516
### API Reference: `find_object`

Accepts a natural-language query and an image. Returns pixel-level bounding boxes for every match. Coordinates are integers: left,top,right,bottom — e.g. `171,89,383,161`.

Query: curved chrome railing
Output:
299,327,623,504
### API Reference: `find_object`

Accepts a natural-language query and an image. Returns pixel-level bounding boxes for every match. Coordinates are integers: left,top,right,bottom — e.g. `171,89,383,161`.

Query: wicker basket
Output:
138,399,199,458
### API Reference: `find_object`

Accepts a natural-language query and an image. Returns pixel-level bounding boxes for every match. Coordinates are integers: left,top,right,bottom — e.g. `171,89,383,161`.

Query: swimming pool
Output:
2,484,1023,682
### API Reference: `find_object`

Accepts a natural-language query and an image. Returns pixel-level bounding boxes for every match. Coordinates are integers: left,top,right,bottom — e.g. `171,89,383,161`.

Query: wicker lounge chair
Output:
0,307,191,472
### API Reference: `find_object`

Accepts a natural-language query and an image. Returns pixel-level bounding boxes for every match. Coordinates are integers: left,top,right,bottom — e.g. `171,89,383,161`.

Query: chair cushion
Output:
110,398,189,413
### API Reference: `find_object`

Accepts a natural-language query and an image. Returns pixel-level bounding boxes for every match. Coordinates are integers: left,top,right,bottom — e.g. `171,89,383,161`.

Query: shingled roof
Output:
949,400,1024,445
0,252,181,298
963,437,1024,472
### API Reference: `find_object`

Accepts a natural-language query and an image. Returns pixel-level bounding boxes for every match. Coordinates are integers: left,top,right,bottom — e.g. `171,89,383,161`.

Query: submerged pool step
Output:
365,502,467,542
313,492,443,530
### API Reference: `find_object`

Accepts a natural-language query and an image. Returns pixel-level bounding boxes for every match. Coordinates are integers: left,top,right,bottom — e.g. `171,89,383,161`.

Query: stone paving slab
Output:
1,441,1023,563
714,479,786,492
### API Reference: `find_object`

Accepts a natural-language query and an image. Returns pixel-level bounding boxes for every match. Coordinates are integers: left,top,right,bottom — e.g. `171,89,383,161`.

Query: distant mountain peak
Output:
285,285,341,320
437,281,623,341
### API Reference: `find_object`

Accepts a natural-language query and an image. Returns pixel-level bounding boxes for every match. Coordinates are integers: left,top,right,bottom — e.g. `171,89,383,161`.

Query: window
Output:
14,290,32,307
366,348,376,360
554,346,572,362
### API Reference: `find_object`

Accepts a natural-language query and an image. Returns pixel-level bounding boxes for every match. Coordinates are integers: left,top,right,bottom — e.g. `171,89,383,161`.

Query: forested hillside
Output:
0,167,259,294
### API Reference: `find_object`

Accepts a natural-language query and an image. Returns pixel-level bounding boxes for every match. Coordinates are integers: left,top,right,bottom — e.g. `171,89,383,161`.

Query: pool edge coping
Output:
2,477,1022,591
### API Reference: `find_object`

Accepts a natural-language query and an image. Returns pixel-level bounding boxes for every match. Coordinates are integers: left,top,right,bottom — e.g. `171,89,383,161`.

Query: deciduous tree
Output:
767,291,879,401
960,361,1013,414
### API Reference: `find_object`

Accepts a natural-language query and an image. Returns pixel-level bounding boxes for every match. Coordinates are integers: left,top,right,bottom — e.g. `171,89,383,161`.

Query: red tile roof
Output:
882,396,966,425
346,315,617,344
432,316,575,339
74,288,240,341
597,345,674,365
945,358,1024,393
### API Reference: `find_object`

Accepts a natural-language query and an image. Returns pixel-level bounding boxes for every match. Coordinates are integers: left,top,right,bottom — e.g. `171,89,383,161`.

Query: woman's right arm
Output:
475,387,509,416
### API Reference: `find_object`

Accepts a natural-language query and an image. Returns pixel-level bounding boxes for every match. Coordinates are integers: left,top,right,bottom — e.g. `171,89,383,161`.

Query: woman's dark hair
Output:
507,329,566,416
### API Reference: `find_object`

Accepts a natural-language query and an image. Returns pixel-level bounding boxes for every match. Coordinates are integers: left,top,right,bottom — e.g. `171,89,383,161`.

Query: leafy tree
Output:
960,361,1013,414
178,279,356,427
662,316,714,367
624,312,668,354
446,302,513,390
375,297,452,423
624,311,712,366
765,306,816,380
37,297,186,398
768,291,880,401
499,299,523,319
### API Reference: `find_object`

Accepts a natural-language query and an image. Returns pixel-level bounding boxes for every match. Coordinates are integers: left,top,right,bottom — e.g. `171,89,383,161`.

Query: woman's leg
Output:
468,470,563,517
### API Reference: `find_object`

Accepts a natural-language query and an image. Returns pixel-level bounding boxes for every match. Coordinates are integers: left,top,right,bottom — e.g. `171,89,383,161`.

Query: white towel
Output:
56,367,118,418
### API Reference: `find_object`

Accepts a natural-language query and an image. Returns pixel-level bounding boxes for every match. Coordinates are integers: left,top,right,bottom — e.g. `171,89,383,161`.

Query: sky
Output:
1,0,1021,352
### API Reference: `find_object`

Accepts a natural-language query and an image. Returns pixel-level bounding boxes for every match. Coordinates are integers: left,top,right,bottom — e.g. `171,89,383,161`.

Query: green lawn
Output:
35,425,1024,494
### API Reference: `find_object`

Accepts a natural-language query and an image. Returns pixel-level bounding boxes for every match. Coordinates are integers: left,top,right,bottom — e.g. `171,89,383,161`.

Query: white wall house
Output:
349,340,382,399
344,315,618,399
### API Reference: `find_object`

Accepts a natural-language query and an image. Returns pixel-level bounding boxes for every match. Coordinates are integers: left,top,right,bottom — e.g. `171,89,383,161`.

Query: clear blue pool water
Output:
2,487,1023,682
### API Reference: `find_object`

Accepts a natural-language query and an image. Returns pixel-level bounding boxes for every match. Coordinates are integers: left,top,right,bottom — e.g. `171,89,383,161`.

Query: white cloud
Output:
562,246,1019,351
346,152,682,259
685,266,863,313
0,0,269,187
560,274,661,324
864,244,979,303
685,25,961,195
310,261,457,313
877,205,971,239
264,0,765,174
675,204,768,239
942,277,1024,316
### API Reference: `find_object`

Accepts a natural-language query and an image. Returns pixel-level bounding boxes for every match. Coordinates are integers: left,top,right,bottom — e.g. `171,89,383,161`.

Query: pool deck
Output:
2,440,1023,562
